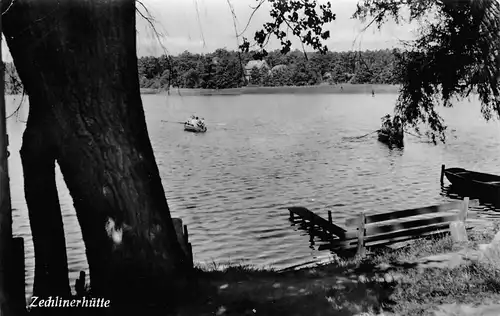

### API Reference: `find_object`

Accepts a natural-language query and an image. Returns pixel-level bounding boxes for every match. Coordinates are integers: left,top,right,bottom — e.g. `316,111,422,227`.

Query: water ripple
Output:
8,93,500,299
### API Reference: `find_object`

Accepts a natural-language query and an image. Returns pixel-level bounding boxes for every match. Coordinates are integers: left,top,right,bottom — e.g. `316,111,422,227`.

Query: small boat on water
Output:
184,116,207,133
377,129,404,147
442,165,500,203
377,114,404,147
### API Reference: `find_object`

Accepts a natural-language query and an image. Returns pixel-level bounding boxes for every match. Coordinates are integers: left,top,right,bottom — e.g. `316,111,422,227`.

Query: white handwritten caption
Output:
29,296,111,308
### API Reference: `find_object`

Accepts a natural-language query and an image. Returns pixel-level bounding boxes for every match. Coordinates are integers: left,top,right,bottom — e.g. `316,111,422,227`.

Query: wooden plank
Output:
288,207,346,239
366,229,450,248
459,197,469,221
343,214,460,239
321,227,451,251
356,213,366,258
449,221,468,242
366,221,453,244
386,226,474,250
183,224,189,244
172,218,189,258
345,201,463,227
326,221,453,249
75,271,86,296
187,242,193,269
441,164,445,184
307,226,334,241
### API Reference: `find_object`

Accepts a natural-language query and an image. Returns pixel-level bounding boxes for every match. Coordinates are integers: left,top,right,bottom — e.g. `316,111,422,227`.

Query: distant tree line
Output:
4,48,405,94
139,48,404,89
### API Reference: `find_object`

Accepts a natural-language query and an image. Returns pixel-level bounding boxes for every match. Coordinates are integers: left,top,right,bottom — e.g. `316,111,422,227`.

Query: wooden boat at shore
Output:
441,165,500,203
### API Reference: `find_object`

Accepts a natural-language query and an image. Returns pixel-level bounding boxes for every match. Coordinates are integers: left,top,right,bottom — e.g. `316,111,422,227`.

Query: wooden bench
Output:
320,197,477,257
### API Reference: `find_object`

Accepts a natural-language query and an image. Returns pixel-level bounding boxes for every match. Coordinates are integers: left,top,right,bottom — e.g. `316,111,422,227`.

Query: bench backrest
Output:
345,200,465,227
335,197,476,251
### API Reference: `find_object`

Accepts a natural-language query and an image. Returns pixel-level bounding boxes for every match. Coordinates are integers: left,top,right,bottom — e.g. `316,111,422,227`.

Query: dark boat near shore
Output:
377,129,404,147
378,114,404,147
442,165,500,204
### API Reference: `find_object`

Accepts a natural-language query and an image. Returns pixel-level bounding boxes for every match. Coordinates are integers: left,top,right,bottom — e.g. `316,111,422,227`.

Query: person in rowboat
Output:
393,116,403,136
186,115,195,125
381,114,392,131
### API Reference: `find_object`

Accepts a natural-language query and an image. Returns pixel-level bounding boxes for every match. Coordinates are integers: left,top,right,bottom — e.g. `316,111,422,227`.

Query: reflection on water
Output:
441,184,500,215
6,93,500,299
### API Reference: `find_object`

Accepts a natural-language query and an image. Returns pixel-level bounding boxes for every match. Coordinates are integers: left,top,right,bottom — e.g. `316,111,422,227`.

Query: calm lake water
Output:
7,92,500,298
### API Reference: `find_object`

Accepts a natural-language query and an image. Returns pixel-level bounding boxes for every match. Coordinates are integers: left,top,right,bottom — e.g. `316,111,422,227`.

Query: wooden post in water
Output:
183,225,189,245
75,271,86,297
183,225,194,269
440,164,445,185
187,243,193,269
172,218,189,260
0,10,17,316
355,213,366,259
327,211,334,242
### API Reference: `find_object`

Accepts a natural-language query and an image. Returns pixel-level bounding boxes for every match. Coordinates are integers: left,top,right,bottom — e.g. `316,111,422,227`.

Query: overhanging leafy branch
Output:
355,0,500,143
239,0,335,59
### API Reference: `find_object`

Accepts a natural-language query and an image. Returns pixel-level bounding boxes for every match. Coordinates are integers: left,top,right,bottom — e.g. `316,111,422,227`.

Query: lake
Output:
6,92,500,299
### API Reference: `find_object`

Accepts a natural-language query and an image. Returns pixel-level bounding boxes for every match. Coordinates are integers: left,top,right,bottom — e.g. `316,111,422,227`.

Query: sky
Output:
2,0,418,61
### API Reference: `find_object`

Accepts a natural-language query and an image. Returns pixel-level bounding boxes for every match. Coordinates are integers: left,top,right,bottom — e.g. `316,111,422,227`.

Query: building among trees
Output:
244,60,270,82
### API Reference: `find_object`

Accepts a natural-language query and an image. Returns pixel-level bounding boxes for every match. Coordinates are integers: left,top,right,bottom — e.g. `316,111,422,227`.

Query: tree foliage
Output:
239,0,335,59
133,48,401,90
355,0,500,143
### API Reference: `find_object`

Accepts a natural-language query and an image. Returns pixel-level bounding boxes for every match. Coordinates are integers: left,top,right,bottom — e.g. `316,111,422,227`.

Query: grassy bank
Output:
153,84,401,96
179,225,500,316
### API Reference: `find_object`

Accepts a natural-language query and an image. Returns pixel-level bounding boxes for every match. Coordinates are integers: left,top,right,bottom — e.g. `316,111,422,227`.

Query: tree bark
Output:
20,104,71,299
3,0,189,309
0,9,14,316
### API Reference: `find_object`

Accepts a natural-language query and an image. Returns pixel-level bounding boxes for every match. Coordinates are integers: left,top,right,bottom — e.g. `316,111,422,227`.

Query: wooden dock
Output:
288,207,346,239
288,197,478,258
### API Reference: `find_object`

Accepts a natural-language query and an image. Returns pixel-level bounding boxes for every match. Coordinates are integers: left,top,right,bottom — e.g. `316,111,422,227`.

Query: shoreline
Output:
141,84,401,96
190,226,500,316
64,225,500,315
6,85,399,97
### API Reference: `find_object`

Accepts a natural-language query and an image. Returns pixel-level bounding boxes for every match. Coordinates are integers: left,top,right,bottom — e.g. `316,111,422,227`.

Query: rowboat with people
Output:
378,114,404,147
184,115,207,133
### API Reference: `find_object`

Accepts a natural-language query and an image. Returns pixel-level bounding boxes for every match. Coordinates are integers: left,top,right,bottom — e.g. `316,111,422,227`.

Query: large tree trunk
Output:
20,103,71,299
3,0,189,310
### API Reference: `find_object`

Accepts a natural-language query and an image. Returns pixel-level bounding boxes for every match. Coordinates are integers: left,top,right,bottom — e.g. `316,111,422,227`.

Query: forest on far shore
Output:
4,48,405,94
